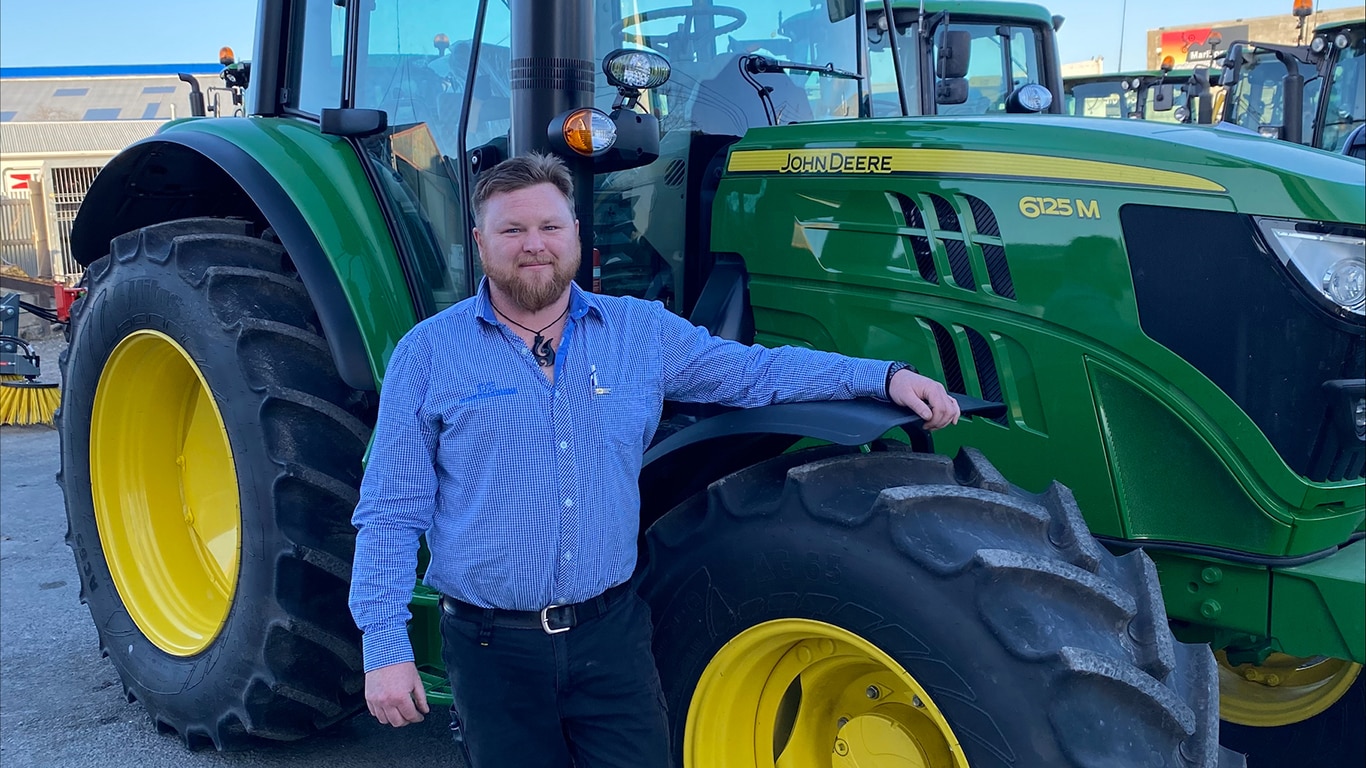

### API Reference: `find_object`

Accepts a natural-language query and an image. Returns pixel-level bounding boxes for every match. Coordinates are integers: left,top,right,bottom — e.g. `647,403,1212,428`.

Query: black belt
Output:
439,581,633,634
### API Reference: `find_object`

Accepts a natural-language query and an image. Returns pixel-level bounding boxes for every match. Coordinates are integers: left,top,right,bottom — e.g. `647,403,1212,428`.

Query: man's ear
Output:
472,227,483,254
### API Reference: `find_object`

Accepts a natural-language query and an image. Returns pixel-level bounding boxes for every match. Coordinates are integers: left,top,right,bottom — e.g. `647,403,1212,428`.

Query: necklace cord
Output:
490,299,569,368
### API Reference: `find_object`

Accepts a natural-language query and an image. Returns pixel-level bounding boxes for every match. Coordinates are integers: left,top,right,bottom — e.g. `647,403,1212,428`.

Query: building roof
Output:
0,72,220,123
1,120,162,157
0,63,222,79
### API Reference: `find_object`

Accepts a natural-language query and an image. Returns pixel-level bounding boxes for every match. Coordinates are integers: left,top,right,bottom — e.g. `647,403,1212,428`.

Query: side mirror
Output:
937,30,972,80
1219,43,1244,87
1152,83,1176,112
321,108,388,137
936,78,969,105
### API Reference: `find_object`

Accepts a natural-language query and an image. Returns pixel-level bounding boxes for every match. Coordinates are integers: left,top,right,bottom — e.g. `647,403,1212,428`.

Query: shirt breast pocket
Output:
589,385,655,453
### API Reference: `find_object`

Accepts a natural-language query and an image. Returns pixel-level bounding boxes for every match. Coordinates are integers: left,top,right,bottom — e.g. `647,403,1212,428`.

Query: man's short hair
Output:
471,151,575,226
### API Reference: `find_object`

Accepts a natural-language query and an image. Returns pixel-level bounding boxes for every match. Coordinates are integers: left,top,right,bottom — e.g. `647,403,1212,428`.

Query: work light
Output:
1257,218,1366,317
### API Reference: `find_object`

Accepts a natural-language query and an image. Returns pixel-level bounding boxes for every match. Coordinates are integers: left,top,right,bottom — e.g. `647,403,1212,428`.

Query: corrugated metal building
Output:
0,64,225,285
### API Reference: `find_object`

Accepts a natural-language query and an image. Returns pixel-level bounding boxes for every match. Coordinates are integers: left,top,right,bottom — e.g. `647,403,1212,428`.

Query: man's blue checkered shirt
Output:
349,279,892,671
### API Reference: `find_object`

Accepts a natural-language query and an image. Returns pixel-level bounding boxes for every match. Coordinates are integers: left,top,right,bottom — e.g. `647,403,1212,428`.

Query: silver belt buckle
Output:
540,604,572,634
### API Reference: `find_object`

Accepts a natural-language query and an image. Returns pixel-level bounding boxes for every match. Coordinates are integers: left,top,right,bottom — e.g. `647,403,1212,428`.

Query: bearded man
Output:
348,152,961,768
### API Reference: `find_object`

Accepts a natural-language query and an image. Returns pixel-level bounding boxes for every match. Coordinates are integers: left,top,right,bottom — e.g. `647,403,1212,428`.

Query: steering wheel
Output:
613,6,747,57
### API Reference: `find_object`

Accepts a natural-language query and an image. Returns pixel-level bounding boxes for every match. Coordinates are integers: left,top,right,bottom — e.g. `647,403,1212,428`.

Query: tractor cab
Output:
280,0,1063,325
1065,61,1219,124
1219,19,1365,152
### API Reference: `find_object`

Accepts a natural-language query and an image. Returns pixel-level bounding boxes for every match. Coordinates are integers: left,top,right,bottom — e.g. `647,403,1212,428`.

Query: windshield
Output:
1320,32,1365,152
1066,80,1131,118
934,22,1043,116
615,0,863,130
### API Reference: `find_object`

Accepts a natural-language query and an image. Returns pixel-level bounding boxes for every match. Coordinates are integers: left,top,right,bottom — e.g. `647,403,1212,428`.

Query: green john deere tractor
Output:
1219,17,1365,157
59,1,1363,766
1064,63,1220,124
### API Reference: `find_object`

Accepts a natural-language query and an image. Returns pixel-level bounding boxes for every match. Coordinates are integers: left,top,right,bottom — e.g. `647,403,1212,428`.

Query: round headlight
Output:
1324,258,1366,311
1174,105,1191,123
603,48,671,90
1336,33,1352,50
1013,83,1053,113
1120,79,1133,91
1311,36,1328,54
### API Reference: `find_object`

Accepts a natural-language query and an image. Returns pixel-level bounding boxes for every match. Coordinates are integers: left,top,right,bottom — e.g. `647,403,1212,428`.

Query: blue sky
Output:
0,0,1359,73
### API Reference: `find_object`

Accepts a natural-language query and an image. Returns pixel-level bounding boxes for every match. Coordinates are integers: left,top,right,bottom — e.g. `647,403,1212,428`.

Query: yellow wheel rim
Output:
91,330,240,656
1217,651,1362,727
686,619,969,768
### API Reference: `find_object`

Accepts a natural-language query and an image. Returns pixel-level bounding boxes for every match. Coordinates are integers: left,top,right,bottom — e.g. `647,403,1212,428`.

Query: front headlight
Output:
1256,218,1366,317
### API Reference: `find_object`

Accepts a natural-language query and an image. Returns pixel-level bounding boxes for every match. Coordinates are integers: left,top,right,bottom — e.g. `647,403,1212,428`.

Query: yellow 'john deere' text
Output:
1019,196,1101,219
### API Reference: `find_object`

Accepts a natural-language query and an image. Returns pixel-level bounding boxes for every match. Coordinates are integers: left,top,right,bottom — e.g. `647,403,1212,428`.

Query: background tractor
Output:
1219,16,1365,156
1064,60,1220,124
60,1,1362,766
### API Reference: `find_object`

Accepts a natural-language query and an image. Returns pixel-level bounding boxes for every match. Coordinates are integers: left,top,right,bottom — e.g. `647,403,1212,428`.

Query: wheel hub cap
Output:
91,330,240,656
1217,651,1363,727
686,618,967,768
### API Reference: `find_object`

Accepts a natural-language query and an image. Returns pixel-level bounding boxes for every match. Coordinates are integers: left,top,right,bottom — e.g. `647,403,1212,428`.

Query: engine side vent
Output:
930,194,961,232
927,320,966,396
893,193,938,283
663,159,687,187
965,327,1008,425
929,195,976,291
981,244,1015,300
965,195,1000,237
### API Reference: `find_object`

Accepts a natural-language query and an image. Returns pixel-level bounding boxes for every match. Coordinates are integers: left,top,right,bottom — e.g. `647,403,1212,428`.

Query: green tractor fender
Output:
69,119,420,391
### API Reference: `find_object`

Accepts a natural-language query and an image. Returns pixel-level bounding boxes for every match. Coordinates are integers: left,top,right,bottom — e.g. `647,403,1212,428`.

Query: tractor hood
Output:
731,115,1366,226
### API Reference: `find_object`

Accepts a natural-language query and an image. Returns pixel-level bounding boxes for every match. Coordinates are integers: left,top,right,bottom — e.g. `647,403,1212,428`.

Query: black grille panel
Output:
893,193,938,283
928,320,966,396
944,239,976,290
965,195,1000,237
982,243,1015,300
966,327,1007,425
930,194,961,231
929,196,975,290
1122,205,1365,481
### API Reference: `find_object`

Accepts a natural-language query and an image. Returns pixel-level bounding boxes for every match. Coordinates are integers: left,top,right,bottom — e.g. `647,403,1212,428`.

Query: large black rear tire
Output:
640,446,1245,767
57,218,371,748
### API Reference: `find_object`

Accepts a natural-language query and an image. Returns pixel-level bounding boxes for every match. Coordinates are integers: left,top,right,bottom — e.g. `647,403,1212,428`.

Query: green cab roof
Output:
1064,68,1208,85
891,0,1054,25
1315,18,1364,34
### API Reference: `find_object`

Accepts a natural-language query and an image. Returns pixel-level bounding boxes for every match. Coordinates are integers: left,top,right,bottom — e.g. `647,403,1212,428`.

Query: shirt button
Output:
562,552,574,561
563,498,574,508
559,441,568,451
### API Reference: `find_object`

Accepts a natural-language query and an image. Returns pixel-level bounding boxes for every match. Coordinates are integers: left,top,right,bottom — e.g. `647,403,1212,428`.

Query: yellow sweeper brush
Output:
0,380,60,426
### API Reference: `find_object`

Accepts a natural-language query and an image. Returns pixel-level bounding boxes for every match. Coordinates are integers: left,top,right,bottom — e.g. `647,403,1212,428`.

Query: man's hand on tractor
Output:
889,368,961,431
365,661,430,727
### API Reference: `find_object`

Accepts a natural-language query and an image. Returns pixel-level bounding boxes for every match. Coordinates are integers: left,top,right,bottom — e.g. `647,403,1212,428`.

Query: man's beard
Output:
483,248,581,312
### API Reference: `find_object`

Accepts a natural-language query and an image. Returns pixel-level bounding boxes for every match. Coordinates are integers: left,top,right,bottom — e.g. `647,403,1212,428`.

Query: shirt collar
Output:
473,277,606,328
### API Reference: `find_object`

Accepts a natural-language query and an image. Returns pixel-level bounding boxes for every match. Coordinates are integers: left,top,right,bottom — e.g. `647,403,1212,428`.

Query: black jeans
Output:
440,590,671,768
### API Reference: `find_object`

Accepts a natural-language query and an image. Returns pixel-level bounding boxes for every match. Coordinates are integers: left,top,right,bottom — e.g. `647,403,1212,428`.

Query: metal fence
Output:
0,164,103,287
0,197,40,279
49,166,101,284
